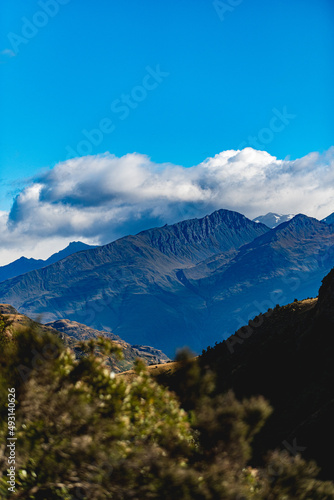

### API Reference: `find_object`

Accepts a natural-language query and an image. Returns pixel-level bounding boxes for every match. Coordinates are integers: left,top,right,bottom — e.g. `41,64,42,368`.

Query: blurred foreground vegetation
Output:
1,315,334,499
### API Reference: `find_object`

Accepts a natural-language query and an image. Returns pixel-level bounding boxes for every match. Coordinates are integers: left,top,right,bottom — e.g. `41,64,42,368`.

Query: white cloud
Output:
1,147,334,265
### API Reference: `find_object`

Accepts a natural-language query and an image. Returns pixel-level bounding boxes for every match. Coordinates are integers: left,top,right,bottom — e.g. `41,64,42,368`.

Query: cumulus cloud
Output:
1,147,334,264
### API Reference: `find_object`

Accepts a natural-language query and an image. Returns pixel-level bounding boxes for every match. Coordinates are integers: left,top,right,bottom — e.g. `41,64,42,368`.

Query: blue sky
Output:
0,0,333,263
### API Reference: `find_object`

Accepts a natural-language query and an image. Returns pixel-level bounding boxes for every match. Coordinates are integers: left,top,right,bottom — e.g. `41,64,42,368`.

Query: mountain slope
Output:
46,318,170,369
253,212,295,228
0,241,95,282
0,210,269,355
173,215,333,343
0,304,169,372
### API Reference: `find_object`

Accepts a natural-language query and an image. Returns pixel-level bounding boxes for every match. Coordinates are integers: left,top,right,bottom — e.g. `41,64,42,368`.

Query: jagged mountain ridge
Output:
0,241,96,283
139,209,268,262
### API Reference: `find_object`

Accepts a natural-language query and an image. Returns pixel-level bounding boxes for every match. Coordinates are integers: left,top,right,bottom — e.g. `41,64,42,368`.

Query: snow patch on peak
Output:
252,212,295,229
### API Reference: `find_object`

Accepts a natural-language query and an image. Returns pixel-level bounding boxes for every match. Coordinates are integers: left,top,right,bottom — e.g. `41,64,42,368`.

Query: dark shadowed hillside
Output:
155,267,334,479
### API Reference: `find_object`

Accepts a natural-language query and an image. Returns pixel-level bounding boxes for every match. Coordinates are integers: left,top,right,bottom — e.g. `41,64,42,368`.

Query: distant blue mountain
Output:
0,241,96,283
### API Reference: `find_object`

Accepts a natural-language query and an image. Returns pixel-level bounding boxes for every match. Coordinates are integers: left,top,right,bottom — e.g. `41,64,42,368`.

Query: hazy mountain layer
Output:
0,241,95,282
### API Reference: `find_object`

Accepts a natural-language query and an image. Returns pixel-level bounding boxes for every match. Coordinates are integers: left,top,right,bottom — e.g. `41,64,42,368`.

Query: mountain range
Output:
0,210,334,356
0,241,95,283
